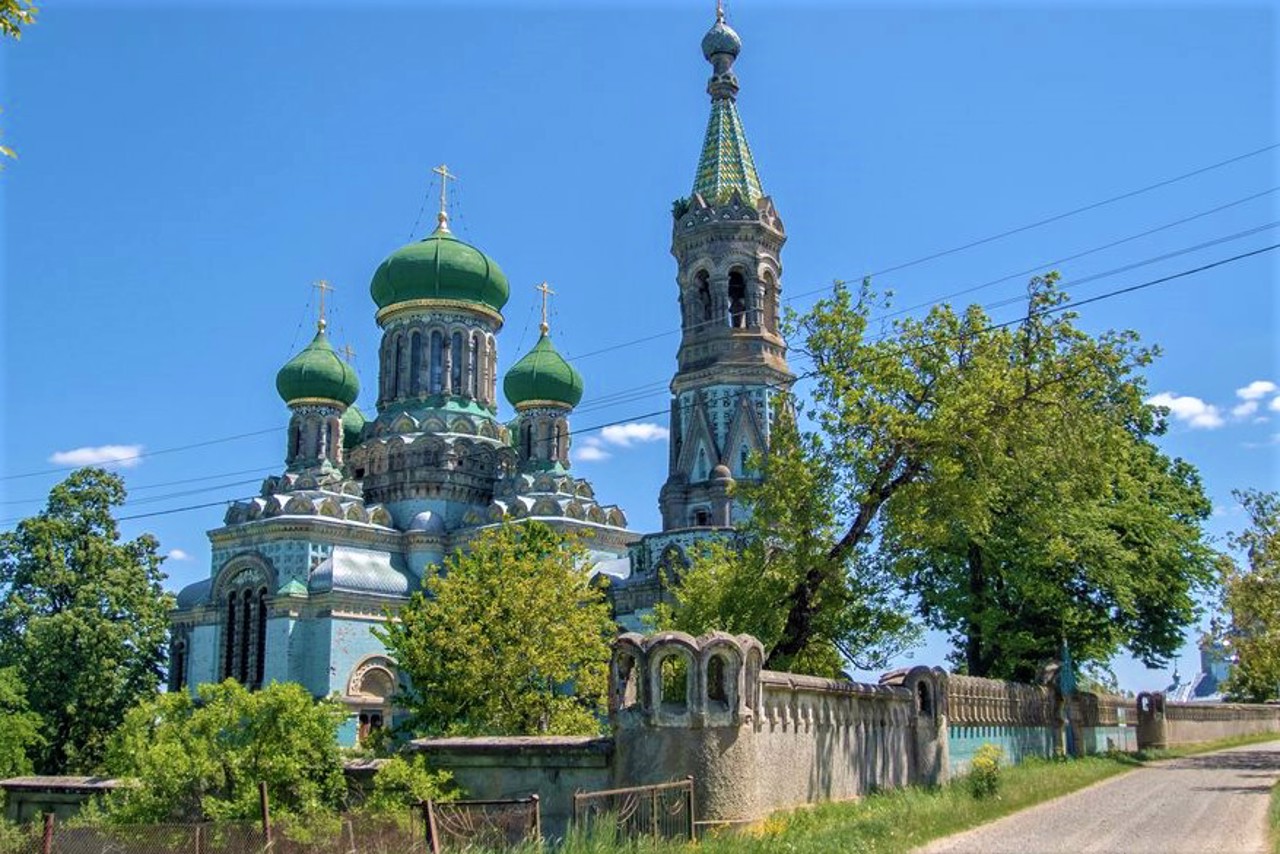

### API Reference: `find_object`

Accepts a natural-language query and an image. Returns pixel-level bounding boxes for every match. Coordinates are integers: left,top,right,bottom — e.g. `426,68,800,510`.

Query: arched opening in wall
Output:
451,331,464,393
409,331,422,394
430,330,444,393
728,269,747,328
917,682,932,717
254,587,268,689
487,340,497,401
552,420,565,461
289,423,302,460
238,589,253,684
393,334,407,397
358,710,385,744
223,593,237,680
659,655,689,709
762,271,777,332
707,655,729,709
615,653,640,710
521,422,533,459
696,270,713,324
692,508,711,527
170,636,188,693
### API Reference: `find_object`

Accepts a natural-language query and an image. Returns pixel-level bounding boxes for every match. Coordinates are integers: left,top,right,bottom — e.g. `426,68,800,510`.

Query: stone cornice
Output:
376,299,504,329
208,516,403,549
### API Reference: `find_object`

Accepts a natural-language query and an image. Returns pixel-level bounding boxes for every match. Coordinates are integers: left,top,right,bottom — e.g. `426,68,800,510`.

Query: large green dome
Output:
370,228,509,313
276,326,360,407
504,333,583,409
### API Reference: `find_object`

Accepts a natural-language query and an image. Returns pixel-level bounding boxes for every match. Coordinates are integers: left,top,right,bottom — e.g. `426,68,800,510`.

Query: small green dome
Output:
370,228,509,313
276,326,360,406
341,404,366,449
504,333,583,409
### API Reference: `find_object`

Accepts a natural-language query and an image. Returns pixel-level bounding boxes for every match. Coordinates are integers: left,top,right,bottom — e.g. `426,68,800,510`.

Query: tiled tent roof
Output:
692,97,763,206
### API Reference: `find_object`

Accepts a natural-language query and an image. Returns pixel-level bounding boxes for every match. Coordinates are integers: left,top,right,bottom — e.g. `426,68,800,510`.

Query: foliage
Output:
103,680,348,823
362,754,456,814
1216,489,1280,703
746,276,1214,680
967,743,1004,799
658,405,917,675
0,0,36,161
0,468,173,774
0,666,41,777
378,521,615,737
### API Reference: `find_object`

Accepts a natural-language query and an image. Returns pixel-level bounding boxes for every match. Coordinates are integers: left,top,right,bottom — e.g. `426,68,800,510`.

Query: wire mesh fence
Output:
273,812,425,854
421,796,541,853
45,821,265,854
572,778,695,843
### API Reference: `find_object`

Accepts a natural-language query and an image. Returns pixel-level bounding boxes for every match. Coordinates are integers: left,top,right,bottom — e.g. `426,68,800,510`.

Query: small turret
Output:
503,285,582,472
276,320,360,475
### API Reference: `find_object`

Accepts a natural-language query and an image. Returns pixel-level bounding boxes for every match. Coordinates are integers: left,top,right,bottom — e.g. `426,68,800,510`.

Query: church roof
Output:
308,546,416,597
504,332,583,410
276,325,360,407
691,10,763,206
370,227,509,314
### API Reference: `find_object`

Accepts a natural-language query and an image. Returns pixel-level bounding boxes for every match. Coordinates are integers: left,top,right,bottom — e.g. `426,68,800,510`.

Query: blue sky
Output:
1,0,1276,691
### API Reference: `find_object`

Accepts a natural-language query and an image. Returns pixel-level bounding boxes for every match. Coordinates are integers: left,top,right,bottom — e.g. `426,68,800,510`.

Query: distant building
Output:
1166,638,1231,703
169,8,792,742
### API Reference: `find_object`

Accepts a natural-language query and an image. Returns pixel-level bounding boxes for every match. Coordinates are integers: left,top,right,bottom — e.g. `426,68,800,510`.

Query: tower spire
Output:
692,6,763,205
432,163,457,233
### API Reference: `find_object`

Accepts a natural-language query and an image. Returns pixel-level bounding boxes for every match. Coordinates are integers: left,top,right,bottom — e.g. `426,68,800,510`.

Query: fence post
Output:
651,786,659,840
258,781,272,850
686,775,696,841
530,794,541,844
346,818,357,854
194,823,204,854
41,813,54,854
424,800,441,854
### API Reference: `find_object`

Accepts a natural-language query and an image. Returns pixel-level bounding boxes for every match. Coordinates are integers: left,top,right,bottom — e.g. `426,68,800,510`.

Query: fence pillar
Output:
41,813,54,854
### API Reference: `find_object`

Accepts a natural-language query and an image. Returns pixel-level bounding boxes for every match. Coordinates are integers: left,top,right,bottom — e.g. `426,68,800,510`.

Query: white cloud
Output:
1271,397,1280,412
48,444,145,469
1146,393,1224,429
166,548,192,561
1231,400,1258,419
1236,380,1277,401
599,422,669,447
573,438,611,462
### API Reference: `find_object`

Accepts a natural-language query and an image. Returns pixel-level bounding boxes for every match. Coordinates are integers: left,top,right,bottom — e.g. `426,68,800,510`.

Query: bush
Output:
363,755,456,815
967,743,1004,800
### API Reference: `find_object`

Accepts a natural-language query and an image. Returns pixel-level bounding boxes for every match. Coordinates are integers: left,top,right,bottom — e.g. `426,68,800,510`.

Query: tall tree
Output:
377,521,615,737
0,666,42,778
658,405,917,676
1216,489,1280,702
0,468,173,773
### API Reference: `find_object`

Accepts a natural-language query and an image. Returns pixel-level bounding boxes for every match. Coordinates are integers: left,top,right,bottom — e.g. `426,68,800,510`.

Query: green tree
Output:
658,406,917,676
0,0,37,162
0,468,173,773
0,666,42,777
1217,489,1280,702
103,680,348,823
378,521,615,737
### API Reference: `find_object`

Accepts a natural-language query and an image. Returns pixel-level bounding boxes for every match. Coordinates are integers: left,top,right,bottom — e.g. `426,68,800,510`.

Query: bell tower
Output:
658,6,794,531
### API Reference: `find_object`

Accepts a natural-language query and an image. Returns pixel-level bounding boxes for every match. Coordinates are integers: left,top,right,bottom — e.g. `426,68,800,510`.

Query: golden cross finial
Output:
536,281,556,335
432,163,457,232
313,279,334,331
339,344,357,362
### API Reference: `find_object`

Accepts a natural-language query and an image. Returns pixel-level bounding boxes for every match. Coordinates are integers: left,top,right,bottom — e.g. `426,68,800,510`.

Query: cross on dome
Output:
432,163,457,233
313,279,334,331
536,280,556,335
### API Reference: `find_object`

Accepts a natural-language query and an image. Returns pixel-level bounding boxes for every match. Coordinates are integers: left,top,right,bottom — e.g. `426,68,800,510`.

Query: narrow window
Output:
254,587,268,688
409,330,422,394
696,270,713,324
469,334,480,397
728,270,747,328
239,589,253,683
660,656,689,708
708,656,728,704
450,331,464,393
223,594,237,680
521,423,533,459
430,330,444,393
394,334,407,397
740,445,750,475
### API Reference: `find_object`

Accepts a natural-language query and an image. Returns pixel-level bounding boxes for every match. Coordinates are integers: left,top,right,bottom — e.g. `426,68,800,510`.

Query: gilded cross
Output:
536,281,556,334
339,344,357,363
433,163,457,231
313,279,334,330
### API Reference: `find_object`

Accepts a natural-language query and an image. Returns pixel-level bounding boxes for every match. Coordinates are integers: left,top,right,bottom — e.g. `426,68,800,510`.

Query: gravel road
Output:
914,740,1280,854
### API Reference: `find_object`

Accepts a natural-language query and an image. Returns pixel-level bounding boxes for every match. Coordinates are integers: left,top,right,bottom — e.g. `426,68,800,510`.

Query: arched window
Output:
468,333,480,398
692,508,711,527
553,420,565,462
170,635,188,693
659,655,690,708
255,587,268,688
450,331,464,393
223,593,237,680
695,270,713,324
430,330,444,393
487,339,497,401
707,655,728,704
739,445,750,475
521,422,533,459
391,333,405,397
221,567,270,689
695,447,708,481
762,271,778,332
409,330,422,395
728,270,747,328
477,335,489,404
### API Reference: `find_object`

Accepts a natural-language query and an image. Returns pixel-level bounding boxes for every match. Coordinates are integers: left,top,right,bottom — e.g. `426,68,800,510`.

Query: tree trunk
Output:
965,540,988,677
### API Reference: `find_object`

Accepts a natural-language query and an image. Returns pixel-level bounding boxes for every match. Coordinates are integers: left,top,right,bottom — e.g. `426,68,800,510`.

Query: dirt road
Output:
915,741,1280,854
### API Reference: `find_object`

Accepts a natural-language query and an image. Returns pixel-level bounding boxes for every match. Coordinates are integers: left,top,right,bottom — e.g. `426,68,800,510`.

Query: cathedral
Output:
169,7,792,745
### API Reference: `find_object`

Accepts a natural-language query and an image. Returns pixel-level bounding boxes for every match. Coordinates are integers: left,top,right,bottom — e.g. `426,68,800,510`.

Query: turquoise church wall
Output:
947,724,1054,774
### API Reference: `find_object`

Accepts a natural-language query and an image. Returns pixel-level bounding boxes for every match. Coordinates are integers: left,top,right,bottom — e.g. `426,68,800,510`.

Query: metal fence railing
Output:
45,821,266,854
572,777,695,843
421,796,541,853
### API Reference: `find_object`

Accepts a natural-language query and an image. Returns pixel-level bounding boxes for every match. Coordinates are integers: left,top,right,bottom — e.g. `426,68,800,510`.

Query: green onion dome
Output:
275,325,360,407
341,404,366,449
702,15,741,60
370,227,510,313
504,332,583,410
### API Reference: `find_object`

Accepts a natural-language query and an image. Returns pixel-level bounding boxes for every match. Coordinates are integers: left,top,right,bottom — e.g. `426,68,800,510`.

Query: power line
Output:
0,464,280,506
1,428,283,483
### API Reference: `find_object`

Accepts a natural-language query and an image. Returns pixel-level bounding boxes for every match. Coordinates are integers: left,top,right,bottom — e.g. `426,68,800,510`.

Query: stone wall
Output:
1135,692,1280,749
942,674,1057,773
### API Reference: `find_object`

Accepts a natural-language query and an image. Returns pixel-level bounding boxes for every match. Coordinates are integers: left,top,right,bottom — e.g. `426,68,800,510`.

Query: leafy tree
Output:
0,468,173,773
378,521,615,737
0,666,42,777
658,406,917,676
694,276,1213,679
1217,489,1280,702
103,681,348,823
361,755,455,815
877,279,1216,679
0,0,36,162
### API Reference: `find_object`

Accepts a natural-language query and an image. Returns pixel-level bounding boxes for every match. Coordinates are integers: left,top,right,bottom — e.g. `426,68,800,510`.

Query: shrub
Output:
967,743,1004,799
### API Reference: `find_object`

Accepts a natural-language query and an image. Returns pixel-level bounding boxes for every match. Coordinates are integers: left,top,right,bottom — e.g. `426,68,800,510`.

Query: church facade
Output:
169,8,790,744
